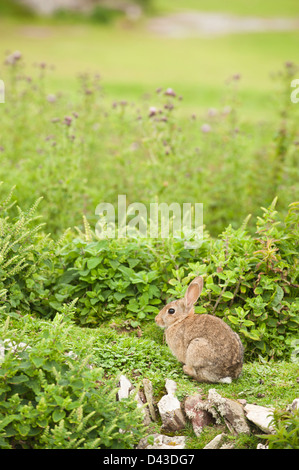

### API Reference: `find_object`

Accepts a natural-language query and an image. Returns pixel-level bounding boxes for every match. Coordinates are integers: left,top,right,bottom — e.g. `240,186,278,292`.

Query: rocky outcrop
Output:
114,376,298,450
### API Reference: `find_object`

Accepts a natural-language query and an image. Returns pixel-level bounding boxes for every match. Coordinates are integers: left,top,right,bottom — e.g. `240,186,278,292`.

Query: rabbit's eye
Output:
168,308,175,314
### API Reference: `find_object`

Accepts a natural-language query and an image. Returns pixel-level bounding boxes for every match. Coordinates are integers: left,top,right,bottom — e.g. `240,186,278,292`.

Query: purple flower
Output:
64,116,72,126
148,106,157,117
5,50,22,65
47,94,56,103
201,123,211,133
164,103,174,111
164,88,176,97
232,73,241,81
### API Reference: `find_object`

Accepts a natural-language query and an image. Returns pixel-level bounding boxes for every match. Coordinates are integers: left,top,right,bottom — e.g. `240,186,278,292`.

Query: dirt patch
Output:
147,11,299,37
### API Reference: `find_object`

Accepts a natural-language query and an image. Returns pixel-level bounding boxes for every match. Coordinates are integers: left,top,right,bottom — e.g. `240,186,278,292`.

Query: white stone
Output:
257,443,269,449
157,379,186,431
244,404,275,434
117,375,133,400
291,398,299,411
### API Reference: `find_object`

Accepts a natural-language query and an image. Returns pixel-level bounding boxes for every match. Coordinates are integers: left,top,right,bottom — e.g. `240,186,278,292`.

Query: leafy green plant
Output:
167,200,299,360
0,187,54,317
0,312,144,449
261,408,299,449
51,236,167,326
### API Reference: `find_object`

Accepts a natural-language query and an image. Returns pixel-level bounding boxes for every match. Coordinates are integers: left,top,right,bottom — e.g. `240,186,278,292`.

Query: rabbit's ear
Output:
184,276,203,309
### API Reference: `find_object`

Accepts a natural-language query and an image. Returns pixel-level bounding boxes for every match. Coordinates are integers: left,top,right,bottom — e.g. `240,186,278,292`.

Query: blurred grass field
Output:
156,0,299,17
0,1,298,118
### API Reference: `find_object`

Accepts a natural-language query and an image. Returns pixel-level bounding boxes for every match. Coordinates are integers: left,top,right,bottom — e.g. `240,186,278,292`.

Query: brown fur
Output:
155,276,244,383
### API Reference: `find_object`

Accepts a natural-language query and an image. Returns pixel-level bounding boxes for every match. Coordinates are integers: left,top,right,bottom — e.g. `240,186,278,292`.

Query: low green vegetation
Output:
0,312,145,449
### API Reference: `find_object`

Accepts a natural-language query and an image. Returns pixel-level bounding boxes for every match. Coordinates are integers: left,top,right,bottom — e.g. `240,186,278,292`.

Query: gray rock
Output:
291,398,299,411
143,378,157,421
208,389,250,435
244,404,275,434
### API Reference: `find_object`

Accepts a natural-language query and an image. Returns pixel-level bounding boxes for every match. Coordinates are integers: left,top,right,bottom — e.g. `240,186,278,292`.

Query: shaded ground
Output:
147,11,299,37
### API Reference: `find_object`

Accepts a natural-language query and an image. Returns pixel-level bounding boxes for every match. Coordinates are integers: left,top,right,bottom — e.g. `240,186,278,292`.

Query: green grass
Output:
0,18,298,117
155,0,299,17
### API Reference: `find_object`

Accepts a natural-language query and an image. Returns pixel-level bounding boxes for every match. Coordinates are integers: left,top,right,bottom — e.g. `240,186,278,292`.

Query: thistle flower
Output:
148,106,157,117
201,123,211,133
164,88,176,97
47,94,56,103
232,73,241,81
5,50,22,65
164,103,174,111
64,116,72,127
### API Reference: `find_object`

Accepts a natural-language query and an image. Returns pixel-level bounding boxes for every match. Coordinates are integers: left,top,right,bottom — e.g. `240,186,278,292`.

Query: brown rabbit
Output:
155,276,243,383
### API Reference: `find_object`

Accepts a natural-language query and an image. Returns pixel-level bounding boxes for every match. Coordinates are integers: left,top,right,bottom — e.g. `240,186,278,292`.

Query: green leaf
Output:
209,284,222,295
228,315,239,325
240,328,261,341
127,258,140,269
108,259,119,270
16,423,31,437
271,285,284,307
52,409,66,422
10,374,29,384
222,291,234,301
57,268,80,285
114,292,127,302
87,258,101,270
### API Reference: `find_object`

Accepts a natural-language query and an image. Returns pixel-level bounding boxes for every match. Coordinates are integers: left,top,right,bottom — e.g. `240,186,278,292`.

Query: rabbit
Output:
155,276,244,383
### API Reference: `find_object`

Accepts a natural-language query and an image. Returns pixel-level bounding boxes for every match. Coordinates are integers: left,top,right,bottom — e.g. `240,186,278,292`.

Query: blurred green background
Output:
1,0,298,117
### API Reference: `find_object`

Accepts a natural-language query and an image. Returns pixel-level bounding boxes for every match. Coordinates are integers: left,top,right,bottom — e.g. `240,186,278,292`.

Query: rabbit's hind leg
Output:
184,338,218,383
